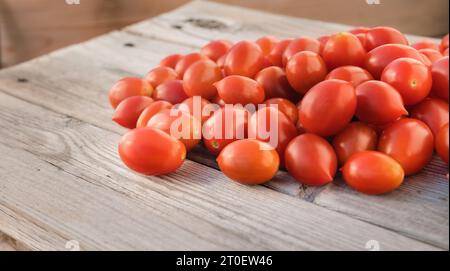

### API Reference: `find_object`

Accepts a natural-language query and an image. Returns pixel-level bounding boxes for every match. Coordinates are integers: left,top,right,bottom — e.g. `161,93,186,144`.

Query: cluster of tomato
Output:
109,26,449,195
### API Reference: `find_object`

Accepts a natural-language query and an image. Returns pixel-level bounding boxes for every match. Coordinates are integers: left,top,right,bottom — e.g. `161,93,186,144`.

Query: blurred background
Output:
0,0,448,68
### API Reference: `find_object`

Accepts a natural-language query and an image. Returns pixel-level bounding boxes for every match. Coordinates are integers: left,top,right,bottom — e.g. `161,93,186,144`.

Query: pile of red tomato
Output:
109,26,449,195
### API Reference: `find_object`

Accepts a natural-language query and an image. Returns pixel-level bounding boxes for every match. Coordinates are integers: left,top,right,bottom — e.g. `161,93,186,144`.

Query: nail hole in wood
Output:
124,43,135,47
17,78,28,83
172,24,183,29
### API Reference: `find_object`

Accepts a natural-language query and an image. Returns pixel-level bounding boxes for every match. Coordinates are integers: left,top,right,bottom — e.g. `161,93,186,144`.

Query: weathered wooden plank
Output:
0,92,438,250
0,233,18,251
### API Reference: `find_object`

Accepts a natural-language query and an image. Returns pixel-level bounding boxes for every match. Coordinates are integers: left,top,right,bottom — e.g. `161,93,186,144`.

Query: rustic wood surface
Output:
0,1,448,251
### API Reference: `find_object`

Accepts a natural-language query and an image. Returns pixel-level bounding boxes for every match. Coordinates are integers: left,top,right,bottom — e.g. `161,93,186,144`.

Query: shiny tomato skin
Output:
332,122,378,165
299,79,357,137
214,75,265,105
175,53,208,78
412,39,440,51
365,44,424,79
355,80,408,125
265,98,298,124
217,139,280,185
144,66,178,88
286,51,327,94
282,37,321,66
200,40,232,62
378,118,434,176
440,34,449,53
436,123,449,164
183,60,223,100
349,27,370,35
174,96,217,124
112,96,154,129
108,77,153,109
431,56,449,101
255,66,299,102
119,127,186,176
410,98,449,136
381,57,432,105
322,32,367,69
318,35,330,54
202,106,249,155
444,48,449,56
342,151,404,195
267,39,292,67
326,66,374,87
160,54,183,69
419,49,443,64
365,26,409,51
224,41,264,78
153,79,189,104
256,35,279,56
136,100,173,129
284,133,337,186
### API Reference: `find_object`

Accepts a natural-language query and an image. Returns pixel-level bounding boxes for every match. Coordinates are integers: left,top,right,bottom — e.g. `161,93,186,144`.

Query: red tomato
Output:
153,80,189,104
318,35,330,54
349,27,370,35
282,37,321,66
256,35,279,56
285,133,337,186
431,56,449,101
217,139,280,185
378,118,434,176
436,123,449,164
136,100,172,128
212,94,226,107
444,48,449,57
265,98,298,124
411,39,440,51
224,41,264,78
267,39,292,67
381,58,432,105
419,49,443,63
355,33,368,50
147,109,202,151
119,127,186,175
112,96,154,129
200,39,232,62
285,51,327,94
202,106,249,155
159,54,183,69
174,96,217,124
322,32,367,69
365,26,409,51
216,54,227,68
355,80,407,125
183,60,223,99
214,75,265,105
299,79,357,137
440,34,449,53
175,53,208,78
342,151,404,195
365,44,424,79
410,98,449,136
108,77,153,109
144,66,178,88
326,66,373,87
255,66,299,102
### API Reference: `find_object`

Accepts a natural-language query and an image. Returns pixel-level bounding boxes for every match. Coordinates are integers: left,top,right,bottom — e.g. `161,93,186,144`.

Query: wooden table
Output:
0,1,448,251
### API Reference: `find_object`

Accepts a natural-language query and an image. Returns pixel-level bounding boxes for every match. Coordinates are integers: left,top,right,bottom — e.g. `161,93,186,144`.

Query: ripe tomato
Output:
119,127,186,175
267,39,292,67
160,54,183,69
365,26,409,51
256,35,279,56
175,53,208,78
174,96,217,124
332,122,378,165
248,106,297,165
217,139,279,185
285,133,337,186
318,35,330,54
153,80,189,104
440,34,449,53
322,32,367,69
410,98,449,136
147,109,202,151
282,37,321,66
419,49,443,63
355,33,368,49
365,44,424,79
224,41,264,78
342,151,404,195
136,100,172,128
200,39,232,62
378,118,434,176
411,39,440,51
144,66,178,88
108,77,153,109
265,98,298,124
183,60,223,99
202,106,249,155
436,123,449,164
444,48,449,57
254,66,299,102
216,54,227,68
212,94,226,107
349,27,370,35
214,75,265,105
381,58,432,105
112,96,154,129
299,79,357,136
285,51,327,94
325,65,373,87
431,56,449,101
